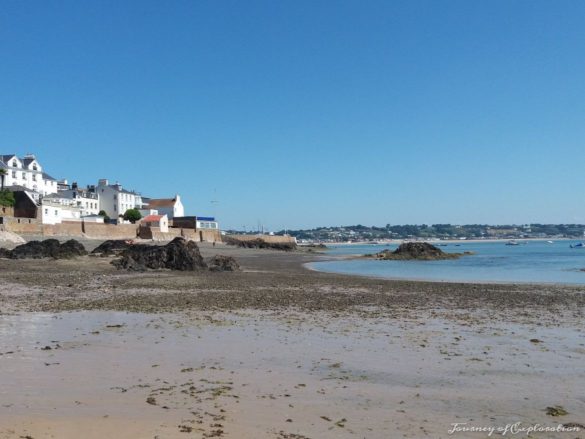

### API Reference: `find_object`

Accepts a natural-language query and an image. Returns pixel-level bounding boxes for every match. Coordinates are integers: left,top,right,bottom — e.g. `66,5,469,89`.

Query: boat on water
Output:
506,240,520,246
570,242,584,248
546,240,554,244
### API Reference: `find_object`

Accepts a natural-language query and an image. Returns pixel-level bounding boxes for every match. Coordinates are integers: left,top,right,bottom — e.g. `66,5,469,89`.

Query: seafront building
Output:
1,153,221,240
89,179,144,220
0,154,58,195
145,196,184,219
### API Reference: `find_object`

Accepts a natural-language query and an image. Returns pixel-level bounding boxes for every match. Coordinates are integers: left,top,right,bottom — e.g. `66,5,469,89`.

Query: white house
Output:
90,179,144,219
58,183,100,216
142,214,169,233
40,198,82,224
0,154,58,195
146,195,184,219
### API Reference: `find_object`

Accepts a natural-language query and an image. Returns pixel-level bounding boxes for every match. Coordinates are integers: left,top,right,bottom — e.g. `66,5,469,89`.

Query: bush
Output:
0,190,15,207
123,208,142,223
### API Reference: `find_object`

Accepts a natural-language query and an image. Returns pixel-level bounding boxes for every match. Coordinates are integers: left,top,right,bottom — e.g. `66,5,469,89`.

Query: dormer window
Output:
12,161,17,167
33,165,38,171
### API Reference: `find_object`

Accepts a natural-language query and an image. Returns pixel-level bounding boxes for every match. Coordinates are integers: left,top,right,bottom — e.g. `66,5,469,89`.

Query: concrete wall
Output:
0,216,42,234
83,222,138,239
0,206,14,217
43,221,84,237
139,226,218,242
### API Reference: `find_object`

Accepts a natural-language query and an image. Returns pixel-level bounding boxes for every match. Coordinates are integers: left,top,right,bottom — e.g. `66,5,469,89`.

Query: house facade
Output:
90,179,144,219
142,214,169,233
0,154,58,195
40,198,82,224
58,183,100,216
146,195,184,219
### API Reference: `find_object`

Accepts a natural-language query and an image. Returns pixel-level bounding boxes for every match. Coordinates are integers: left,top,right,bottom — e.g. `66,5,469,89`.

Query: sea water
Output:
308,240,585,284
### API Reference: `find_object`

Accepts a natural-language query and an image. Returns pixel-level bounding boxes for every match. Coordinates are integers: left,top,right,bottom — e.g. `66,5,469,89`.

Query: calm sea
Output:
308,240,585,284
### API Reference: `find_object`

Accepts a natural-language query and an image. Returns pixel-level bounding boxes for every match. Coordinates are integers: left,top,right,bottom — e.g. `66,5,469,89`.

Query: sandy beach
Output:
0,242,584,438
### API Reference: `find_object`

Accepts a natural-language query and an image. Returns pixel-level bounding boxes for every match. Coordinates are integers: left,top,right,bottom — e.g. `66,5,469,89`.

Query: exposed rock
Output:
57,239,88,258
208,255,241,272
112,237,207,271
7,239,87,260
0,248,12,258
370,242,467,260
0,231,26,244
546,405,568,416
225,236,296,251
91,240,134,257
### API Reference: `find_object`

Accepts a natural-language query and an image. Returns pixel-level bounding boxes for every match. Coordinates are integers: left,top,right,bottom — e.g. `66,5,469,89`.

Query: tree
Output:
98,210,110,222
0,168,6,191
0,190,15,207
123,208,142,223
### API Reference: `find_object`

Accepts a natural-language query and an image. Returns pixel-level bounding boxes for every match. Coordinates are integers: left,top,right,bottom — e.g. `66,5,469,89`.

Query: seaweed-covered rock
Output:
112,237,207,271
208,255,241,272
91,240,134,257
225,236,296,251
56,239,88,258
0,248,12,258
372,242,466,260
9,239,87,259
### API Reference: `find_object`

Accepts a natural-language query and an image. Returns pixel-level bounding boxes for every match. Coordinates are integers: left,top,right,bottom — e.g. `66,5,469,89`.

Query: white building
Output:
0,154,58,195
142,214,169,233
91,179,144,219
146,195,184,219
40,198,82,224
58,183,100,216
196,216,219,230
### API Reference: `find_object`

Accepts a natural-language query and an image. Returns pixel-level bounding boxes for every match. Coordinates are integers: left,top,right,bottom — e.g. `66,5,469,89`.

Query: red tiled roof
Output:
147,198,175,208
143,214,164,222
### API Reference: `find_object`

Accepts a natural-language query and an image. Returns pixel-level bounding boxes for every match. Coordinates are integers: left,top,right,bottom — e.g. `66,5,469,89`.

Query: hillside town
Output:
0,153,221,241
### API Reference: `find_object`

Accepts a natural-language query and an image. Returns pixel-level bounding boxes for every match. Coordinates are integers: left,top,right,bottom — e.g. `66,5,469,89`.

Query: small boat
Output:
570,242,584,248
546,240,554,244
506,240,520,246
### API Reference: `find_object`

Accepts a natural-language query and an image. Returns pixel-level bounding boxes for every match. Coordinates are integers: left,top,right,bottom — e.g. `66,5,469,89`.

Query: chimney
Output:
98,179,109,186
72,182,78,190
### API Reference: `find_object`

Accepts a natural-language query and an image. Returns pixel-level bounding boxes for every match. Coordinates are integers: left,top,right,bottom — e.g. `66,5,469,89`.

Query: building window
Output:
44,209,48,214
32,175,36,181
22,172,25,179
12,161,17,167
12,171,16,178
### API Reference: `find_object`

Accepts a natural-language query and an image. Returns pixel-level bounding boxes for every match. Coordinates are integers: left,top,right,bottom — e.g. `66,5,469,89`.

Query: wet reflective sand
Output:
1,310,584,438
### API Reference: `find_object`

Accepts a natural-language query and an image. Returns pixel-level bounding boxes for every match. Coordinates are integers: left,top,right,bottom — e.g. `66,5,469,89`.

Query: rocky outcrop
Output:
207,255,241,272
371,242,469,260
224,236,296,251
91,240,134,257
2,239,88,259
111,237,207,271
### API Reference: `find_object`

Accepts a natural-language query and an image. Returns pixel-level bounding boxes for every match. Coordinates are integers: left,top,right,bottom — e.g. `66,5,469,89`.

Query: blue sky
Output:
1,0,584,230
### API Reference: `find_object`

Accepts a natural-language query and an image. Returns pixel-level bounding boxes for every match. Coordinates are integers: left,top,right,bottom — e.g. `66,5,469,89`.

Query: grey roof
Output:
42,172,57,181
3,185,40,195
108,184,139,195
22,157,36,167
0,155,16,165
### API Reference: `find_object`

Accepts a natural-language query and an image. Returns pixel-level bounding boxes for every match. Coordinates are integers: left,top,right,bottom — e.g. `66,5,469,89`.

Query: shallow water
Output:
309,240,585,284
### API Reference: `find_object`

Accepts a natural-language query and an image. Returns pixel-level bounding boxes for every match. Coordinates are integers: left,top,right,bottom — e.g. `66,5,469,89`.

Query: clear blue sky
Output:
1,0,584,230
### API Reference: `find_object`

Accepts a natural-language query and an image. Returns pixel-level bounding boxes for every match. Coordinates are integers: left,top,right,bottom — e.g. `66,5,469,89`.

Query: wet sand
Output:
0,242,584,438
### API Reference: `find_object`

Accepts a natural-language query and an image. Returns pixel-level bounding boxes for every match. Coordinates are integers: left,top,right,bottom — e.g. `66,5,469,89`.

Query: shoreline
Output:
1,244,584,438
316,237,572,245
